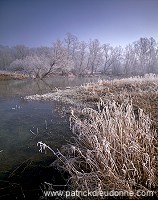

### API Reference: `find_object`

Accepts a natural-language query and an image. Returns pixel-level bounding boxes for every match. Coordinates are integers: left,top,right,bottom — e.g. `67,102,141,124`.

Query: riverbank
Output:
0,71,29,80
25,73,158,199
25,73,158,130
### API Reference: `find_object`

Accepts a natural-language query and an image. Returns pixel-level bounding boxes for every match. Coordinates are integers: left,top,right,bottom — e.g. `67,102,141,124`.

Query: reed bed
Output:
79,74,158,107
33,74,158,198
79,73,158,131
56,99,157,199
26,73,158,130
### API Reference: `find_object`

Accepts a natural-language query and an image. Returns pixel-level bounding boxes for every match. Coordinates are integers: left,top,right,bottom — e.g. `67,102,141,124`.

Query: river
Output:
0,75,104,199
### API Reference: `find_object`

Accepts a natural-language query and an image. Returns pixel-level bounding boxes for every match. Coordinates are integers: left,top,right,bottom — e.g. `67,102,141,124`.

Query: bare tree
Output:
110,46,123,75
102,44,115,74
74,41,88,75
133,37,158,74
51,39,74,75
102,45,123,75
10,55,50,78
123,44,137,75
0,46,14,70
10,40,74,79
64,33,79,59
87,39,103,75
3,34,158,78
13,45,29,59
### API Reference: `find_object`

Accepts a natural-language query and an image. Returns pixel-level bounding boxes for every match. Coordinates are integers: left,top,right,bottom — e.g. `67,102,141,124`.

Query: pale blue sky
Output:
0,0,158,47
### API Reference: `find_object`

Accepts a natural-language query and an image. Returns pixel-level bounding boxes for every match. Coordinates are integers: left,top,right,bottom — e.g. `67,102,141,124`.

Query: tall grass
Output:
56,99,157,198
35,74,158,199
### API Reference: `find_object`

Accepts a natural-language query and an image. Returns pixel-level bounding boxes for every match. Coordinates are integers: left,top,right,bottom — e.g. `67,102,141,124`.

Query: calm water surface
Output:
0,76,103,198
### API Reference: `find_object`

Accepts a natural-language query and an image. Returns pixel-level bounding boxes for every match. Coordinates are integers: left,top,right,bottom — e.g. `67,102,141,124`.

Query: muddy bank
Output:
0,71,29,80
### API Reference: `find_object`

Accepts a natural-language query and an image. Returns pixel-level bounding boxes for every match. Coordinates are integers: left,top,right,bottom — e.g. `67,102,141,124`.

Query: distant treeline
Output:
0,33,158,79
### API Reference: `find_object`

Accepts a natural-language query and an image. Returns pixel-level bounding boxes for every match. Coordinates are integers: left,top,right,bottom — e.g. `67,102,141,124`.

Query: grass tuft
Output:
57,99,157,199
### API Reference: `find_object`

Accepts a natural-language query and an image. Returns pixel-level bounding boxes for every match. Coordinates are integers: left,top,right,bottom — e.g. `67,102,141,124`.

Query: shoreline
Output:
25,74,158,131
0,71,29,80
24,73,158,198
24,74,158,122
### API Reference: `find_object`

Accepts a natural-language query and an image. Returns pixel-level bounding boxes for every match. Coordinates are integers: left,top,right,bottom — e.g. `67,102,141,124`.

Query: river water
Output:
0,76,103,198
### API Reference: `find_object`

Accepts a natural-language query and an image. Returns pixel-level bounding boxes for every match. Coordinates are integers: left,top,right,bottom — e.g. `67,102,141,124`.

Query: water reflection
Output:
0,99,70,174
0,75,102,97
0,75,106,196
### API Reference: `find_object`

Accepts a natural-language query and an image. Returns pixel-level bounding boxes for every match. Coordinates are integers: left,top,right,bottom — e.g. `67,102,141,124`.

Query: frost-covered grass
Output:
56,100,157,199
38,99,157,199
25,88,83,106
29,73,158,199
25,73,158,130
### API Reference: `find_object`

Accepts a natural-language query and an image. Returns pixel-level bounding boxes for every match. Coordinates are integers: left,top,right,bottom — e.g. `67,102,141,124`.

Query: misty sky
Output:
0,0,158,47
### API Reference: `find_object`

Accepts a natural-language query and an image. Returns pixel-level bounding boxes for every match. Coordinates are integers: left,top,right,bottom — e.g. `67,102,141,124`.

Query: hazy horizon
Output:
0,0,158,48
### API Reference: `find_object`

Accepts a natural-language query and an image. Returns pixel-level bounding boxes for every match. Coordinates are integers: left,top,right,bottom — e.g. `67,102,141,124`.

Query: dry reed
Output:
56,99,157,199
35,74,158,199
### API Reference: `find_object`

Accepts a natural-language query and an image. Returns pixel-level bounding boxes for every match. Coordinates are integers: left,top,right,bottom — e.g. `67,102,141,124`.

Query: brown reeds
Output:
57,99,157,199
34,74,158,199
0,71,29,80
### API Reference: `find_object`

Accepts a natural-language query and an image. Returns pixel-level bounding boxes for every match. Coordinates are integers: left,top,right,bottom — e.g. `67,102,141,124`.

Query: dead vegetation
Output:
26,73,158,131
32,73,158,199
53,99,157,199
78,73,158,132
0,71,29,80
